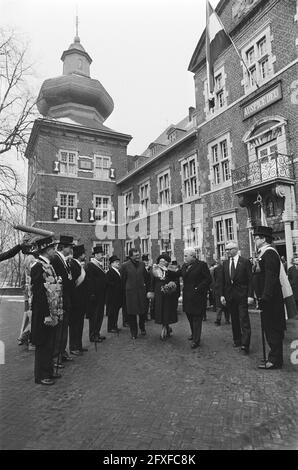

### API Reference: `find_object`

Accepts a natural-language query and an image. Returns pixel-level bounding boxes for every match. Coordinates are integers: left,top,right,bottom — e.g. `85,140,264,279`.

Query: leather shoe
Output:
53,362,64,369
140,330,146,336
35,378,55,385
214,321,221,326
188,335,193,341
191,342,200,349
80,347,88,352
241,346,249,355
123,323,129,327
131,335,137,340
233,342,241,348
258,361,282,370
70,350,82,356
99,335,106,340
62,355,73,362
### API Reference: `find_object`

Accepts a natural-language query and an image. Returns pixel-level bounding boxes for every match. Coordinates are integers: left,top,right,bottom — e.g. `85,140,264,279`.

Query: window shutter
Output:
89,209,95,222
52,206,59,220
76,208,82,222
109,168,116,180
53,161,60,173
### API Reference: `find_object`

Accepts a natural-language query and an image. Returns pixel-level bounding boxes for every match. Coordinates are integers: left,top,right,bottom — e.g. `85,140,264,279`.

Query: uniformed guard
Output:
51,235,75,366
69,244,88,354
30,236,63,385
106,255,122,333
253,226,286,369
85,246,107,343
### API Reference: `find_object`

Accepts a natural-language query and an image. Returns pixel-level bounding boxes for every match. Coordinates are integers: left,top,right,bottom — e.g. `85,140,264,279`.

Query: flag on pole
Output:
206,0,231,99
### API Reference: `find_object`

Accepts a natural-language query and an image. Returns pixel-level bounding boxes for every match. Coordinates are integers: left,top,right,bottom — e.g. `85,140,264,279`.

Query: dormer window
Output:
204,66,228,119
168,130,177,143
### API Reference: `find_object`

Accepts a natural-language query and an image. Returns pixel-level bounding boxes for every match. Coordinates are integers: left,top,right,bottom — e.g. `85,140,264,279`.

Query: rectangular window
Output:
184,225,202,259
181,155,199,199
158,171,171,207
59,150,78,176
160,232,173,258
210,137,231,187
141,237,150,255
139,181,150,215
124,191,134,221
94,155,111,180
242,27,274,93
58,192,77,220
125,240,133,256
204,66,227,118
93,195,111,222
214,215,237,259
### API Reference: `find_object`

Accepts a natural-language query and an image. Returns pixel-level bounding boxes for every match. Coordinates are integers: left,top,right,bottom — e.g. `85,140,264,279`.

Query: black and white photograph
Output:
0,0,298,453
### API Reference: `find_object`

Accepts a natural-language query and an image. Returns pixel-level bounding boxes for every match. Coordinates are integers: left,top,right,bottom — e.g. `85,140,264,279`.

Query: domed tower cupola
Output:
36,15,114,128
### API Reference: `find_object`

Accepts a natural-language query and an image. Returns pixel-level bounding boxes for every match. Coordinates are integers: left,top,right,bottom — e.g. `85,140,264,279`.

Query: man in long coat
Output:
253,226,286,369
51,235,75,365
220,241,254,354
106,255,122,333
85,246,107,342
31,236,63,385
181,248,212,349
120,248,150,339
69,244,88,354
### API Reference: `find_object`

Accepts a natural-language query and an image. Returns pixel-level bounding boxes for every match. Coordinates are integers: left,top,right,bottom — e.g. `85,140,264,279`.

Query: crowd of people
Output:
1,225,297,386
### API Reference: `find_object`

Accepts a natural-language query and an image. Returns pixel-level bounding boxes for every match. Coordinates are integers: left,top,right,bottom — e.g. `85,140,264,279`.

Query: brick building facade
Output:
26,0,298,268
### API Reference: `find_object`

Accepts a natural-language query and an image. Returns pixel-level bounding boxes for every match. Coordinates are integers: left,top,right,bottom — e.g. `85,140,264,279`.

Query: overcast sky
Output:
1,0,219,181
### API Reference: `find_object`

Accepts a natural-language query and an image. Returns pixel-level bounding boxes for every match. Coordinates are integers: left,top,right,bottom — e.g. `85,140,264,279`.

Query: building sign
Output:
242,83,282,120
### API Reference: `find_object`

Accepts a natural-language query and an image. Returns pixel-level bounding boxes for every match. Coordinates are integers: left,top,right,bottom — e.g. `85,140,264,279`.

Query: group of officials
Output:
0,225,291,385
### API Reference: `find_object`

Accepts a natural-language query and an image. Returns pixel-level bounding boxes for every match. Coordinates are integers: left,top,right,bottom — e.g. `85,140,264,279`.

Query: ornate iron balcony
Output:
232,152,295,193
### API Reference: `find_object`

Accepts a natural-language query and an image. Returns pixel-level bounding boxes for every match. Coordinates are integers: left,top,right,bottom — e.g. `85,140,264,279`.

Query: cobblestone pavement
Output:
0,296,298,450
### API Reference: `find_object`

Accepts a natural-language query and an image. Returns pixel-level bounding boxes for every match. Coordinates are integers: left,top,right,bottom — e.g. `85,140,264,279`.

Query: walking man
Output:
69,244,88,355
220,241,254,354
85,246,107,343
30,236,63,385
106,255,122,333
253,226,286,369
182,248,212,349
120,248,150,339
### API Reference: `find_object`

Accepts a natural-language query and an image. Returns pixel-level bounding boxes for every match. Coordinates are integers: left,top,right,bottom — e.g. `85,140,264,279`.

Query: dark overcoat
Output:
181,259,212,316
0,244,21,262
288,265,298,301
120,259,149,316
106,268,122,311
69,258,87,314
85,261,107,318
30,260,58,346
151,267,180,325
257,249,286,331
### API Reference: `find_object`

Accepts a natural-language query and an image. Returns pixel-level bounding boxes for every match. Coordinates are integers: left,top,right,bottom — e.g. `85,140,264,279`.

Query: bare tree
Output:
0,27,37,210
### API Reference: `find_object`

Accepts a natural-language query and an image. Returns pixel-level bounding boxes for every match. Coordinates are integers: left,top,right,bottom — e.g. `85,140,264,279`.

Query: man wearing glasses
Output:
220,241,254,354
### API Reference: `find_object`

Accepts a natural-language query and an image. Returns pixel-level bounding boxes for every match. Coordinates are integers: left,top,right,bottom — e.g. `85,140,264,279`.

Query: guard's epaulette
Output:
31,261,38,268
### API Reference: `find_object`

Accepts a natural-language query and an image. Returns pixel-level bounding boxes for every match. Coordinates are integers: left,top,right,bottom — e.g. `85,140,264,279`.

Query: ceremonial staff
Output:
259,304,267,364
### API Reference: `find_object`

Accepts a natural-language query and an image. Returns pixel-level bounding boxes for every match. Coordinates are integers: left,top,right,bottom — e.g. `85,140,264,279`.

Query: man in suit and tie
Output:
106,255,122,333
69,244,88,355
181,248,212,349
85,246,107,343
51,235,75,366
220,241,254,354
